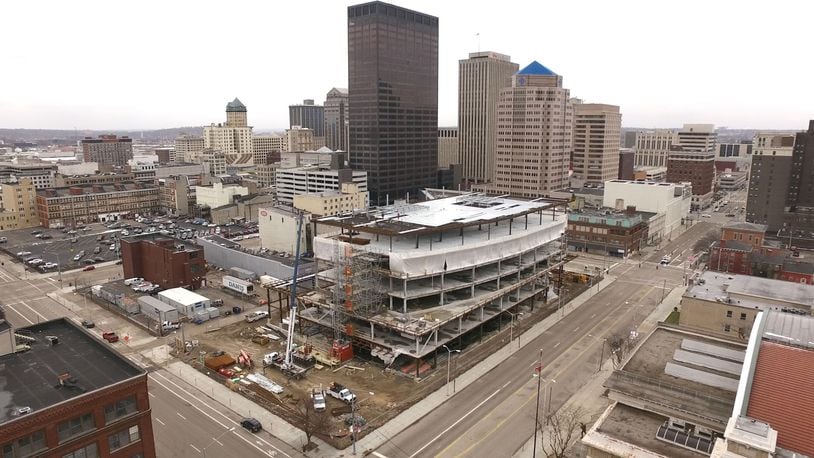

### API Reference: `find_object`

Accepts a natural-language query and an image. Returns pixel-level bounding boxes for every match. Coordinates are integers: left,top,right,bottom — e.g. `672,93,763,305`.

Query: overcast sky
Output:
2,0,812,131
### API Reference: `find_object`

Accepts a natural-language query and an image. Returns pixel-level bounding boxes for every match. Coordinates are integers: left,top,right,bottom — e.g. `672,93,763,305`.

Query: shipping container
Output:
158,287,210,317
138,296,179,322
193,310,210,322
229,267,257,281
222,275,254,295
207,307,220,319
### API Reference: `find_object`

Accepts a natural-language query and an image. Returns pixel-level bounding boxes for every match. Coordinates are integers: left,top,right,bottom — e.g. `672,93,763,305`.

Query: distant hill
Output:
0,127,204,144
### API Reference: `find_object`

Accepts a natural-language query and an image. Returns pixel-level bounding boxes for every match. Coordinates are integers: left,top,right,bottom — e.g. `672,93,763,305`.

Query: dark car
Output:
81,320,95,328
240,418,262,433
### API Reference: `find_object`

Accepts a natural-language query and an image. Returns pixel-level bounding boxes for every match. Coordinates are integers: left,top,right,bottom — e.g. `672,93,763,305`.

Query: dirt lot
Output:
176,278,591,449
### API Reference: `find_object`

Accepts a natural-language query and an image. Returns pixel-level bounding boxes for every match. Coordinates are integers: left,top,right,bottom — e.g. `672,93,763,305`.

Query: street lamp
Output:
441,344,460,396
201,426,235,456
506,310,520,349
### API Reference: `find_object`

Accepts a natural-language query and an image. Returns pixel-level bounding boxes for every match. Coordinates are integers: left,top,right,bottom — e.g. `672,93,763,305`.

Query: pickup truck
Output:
327,383,356,404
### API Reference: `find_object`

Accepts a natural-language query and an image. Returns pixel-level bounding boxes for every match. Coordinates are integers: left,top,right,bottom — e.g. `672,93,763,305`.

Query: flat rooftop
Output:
687,271,814,309
606,326,744,426
158,287,209,305
317,194,562,237
0,318,143,424
592,403,702,458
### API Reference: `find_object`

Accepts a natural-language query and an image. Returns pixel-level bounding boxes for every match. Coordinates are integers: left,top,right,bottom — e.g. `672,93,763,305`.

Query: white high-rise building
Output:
487,61,572,198
458,52,518,185
634,129,677,167
203,98,254,165
677,123,717,153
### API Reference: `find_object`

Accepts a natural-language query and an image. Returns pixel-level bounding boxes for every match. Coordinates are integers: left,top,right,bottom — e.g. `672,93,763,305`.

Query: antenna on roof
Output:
476,32,480,53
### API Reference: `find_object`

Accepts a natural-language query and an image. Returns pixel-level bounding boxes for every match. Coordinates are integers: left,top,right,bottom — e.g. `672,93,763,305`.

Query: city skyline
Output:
2,0,812,131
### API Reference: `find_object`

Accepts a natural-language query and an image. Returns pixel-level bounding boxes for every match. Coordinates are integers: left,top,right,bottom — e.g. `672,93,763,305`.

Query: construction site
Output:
299,194,569,377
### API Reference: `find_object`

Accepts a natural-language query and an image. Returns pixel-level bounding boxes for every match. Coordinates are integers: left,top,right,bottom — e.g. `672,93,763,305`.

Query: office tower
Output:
289,99,325,138
203,98,254,165
252,135,285,164
0,178,40,229
746,128,812,234
618,149,634,180
633,129,677,167
458,51,518,185
286,126,316,152
324,88,349,151
175,135,204,163
572,103,621,185
81,135,133,166
677,123,717,153
490,61,572,198
437,127,458,168
666,124,717,209
348,1,439,203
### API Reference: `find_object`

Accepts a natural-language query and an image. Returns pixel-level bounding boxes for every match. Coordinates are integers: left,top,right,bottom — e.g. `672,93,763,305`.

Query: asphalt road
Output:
148,370,300,458
375,245,690,457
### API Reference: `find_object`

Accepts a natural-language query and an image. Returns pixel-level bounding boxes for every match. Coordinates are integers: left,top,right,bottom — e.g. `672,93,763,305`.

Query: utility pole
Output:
351,394,357,455
532,349,543,458
660,279,667,304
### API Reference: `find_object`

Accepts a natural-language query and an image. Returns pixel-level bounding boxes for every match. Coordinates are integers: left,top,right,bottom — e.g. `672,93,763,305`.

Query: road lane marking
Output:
573,326,580,333
149,372,292,458
553,342,560,349
149,392,155,398
155,417,165,426
189,444,201,453
590,313,596,319
214,439,224,446
18,301,48,322
371,452,389,458
177,412,186,420
4,304,34,324
446,285,658,457
501,380,511,389
408,389,501,458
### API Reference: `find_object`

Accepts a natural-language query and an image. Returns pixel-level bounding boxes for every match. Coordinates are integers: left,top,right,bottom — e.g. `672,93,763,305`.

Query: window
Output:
105,396,138,424
740,313,747,320
5,430,47,457
726,310,732,318
63,442,99,458
724,324,731,332
108,425,140,452
58,413,96,442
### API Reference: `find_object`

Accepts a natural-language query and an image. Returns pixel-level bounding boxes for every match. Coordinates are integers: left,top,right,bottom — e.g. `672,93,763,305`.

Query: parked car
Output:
17,251,32,257
42,262,59,269
27,258,44,266
39,234,52,239
124,277,144,286
102,331,118,343
83,259,95,265
312,390,327,412
240,418,262,433
93,256,105,263
0,236,7,243
93,246,101,254
211,299,224,307
82,265,96,271
245,311,269,323
81,320,95,328
73,251,85,261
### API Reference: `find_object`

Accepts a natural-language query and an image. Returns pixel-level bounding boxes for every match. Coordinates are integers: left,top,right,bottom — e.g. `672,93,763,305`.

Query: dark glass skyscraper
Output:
347,1,439,203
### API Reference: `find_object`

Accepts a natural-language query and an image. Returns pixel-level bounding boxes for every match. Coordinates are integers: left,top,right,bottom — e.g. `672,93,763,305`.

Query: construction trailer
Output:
157,287,211,317
137,296,180,323
299,194,568,378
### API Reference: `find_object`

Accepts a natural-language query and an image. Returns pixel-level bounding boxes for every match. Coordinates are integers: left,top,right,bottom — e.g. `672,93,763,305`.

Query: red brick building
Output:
0,318,155,457
121,234,206,289
666,151,715,209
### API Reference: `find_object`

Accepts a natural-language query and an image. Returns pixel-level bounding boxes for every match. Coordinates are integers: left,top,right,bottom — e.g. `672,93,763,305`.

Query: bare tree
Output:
607,332,636,369
693,229,719,253
298,397,331,451
540,405,586,458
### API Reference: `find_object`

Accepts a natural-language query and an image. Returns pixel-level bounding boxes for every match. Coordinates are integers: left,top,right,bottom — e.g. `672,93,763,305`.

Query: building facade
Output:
285,126,316,152
457,51,518,185
603,180,692,243
566,208,648,257
0,163,58,189
293,182,368,217
194,182,249,209
324,87,349,152
666,150,716,209
157,175,196,216
81,135,134,166
251,135,284,165
36,182,160,228
121,234,205,289
200,149,227,176
258,206,311,255
174,135,204,163
289,99,325,146
348,1,439,204
784,120,814,238
437,127,459,169
618,149,634,180
0,178,40,230
677,123,717,153
633,129,677,167
719,142,752,158
746,132,796,232
489,61,572,198
0,318,155,458
203,99,254,165
275,166,368,205
572,103,621,185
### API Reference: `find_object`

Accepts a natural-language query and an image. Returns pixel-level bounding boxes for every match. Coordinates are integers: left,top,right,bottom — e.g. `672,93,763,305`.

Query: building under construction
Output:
299,194,568,377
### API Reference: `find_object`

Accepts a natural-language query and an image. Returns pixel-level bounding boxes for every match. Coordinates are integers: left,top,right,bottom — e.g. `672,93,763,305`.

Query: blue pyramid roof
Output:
517,61,556,76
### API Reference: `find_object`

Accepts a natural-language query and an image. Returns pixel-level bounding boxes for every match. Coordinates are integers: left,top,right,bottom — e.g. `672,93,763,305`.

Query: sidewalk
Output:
511,284,687,458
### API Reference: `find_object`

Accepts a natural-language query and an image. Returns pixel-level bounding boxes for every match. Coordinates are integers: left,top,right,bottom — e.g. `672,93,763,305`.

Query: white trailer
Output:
222,275,254,295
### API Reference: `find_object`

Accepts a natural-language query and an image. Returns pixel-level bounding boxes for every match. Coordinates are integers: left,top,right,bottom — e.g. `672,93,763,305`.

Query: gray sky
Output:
2,0,812,131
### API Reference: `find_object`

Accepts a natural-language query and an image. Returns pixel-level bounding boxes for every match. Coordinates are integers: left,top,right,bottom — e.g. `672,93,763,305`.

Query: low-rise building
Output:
680,271,813,340
293,182,367,217
252,135,285,165
200,149,226,176
667,150,716,210
54,172,135,187
566,207,648,257
0,317,156,458
717,171,747,191
632,166,666,182
121,233,205,290
258,206,311,255
209,194,276,225
194,181,249,209
174,134,204,163
0,162,57,189
36,182,159,228
0,178,40,230
603,180,692,244
276,165,367,205
157,175,197,216
286,125,315,152
81,135,133,166
253,163,277,188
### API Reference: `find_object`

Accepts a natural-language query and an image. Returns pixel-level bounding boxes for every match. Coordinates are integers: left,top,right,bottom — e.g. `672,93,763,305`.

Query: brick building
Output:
121,234,206,289
0,317,155,458
566,208,649,257
36,182,159,228
666,150,716,210
81,135,134,166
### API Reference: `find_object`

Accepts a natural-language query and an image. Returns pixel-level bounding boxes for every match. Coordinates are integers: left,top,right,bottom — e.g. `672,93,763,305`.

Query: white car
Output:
701,214,712,218
124,277,144,286
660,256,671,265
43,262,59,269
245,311,269,323
17,251,32,257
312,391,327,412
27,258,44,265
